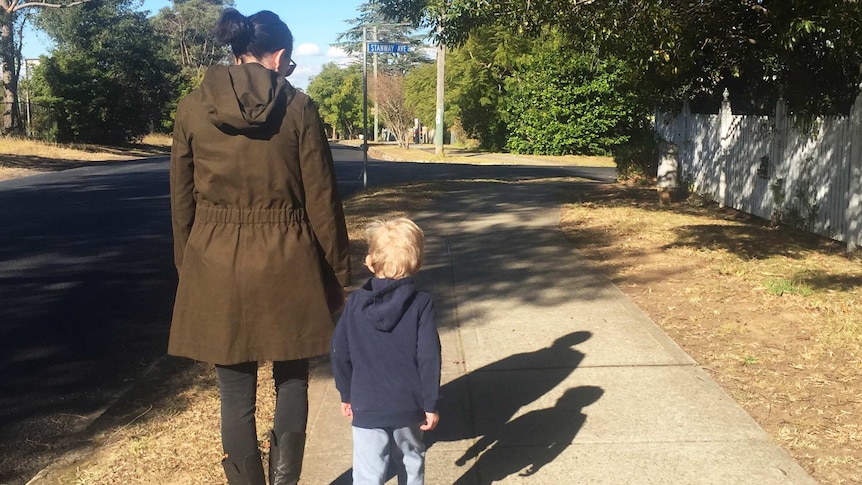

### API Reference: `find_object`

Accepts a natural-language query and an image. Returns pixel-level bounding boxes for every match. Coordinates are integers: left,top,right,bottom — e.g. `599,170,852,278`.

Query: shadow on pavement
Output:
452,385,604,484
0,164,177,484
329,332,598,484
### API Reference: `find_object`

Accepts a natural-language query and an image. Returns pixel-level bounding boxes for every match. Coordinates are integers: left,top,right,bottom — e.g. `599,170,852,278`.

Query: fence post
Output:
681,100,691,181
846,90,862,250
718,88,732,208
770,96,787,219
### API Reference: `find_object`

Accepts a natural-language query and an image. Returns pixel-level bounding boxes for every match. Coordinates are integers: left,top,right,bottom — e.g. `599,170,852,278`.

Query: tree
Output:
151,0,233,95
505,39,644,155
1,0,95,136
443,25,531,150
382,0,862,115
336,0,430,76
403,63,436,131
32,0,177,143
307,63,363,139
374,73,413,147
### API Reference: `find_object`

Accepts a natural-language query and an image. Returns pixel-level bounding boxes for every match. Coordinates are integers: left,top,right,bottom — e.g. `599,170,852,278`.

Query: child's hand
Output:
341,402,353,420
420,412,439,431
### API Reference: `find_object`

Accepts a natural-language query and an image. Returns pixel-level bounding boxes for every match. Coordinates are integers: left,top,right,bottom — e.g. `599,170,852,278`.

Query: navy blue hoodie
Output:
331,277,441,429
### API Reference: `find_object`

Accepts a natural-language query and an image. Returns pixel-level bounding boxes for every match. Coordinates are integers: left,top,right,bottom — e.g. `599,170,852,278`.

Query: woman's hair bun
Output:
213,8,292,60
214,8,252,48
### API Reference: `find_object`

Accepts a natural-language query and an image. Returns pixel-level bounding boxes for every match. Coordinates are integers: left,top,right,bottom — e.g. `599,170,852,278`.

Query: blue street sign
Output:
368,42,410,54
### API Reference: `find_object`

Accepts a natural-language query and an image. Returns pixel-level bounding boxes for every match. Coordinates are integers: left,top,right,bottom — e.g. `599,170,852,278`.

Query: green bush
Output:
505,45,644,156
612,126,659,182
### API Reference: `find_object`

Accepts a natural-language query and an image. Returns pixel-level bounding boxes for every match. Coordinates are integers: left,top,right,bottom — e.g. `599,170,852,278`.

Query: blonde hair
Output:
365,218,425,279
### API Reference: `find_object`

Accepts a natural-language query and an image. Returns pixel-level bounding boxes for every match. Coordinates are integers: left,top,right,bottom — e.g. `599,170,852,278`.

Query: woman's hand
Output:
325,285,346,314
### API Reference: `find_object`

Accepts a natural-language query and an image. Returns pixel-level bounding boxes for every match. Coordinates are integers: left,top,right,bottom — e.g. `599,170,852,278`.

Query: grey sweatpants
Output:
352,424,425,485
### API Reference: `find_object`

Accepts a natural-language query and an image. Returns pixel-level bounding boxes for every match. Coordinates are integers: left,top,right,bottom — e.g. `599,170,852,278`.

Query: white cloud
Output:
294,43,322,57
294,65,316,77
326,46,349,59
420,46,437,60
324,46,357,68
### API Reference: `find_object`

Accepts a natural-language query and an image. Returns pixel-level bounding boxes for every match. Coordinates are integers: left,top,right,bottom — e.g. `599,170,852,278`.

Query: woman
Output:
168,8,350,485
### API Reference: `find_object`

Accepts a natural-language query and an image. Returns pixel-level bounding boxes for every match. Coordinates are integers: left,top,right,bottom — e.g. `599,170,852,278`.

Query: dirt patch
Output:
560,185,862,485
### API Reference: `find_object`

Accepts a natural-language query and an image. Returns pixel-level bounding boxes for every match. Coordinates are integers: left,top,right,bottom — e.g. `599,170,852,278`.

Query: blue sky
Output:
21,0,417,90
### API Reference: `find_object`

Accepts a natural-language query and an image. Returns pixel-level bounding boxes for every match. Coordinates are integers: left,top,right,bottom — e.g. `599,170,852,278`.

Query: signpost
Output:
367,42,410,54
360,39,410,189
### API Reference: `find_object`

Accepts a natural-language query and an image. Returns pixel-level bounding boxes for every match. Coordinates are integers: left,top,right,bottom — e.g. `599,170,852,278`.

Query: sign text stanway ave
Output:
367,42,410,53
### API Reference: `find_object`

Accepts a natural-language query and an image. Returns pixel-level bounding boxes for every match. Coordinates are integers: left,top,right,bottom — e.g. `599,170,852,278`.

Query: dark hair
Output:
214,8,293,60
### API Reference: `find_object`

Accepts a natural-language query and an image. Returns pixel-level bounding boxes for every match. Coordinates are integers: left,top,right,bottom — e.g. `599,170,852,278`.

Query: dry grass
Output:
1,138,134,161
0,136,171,181
0,137,170,161
560,185,862,484
141,134,172,147
352,141,615,167
29,183,443,485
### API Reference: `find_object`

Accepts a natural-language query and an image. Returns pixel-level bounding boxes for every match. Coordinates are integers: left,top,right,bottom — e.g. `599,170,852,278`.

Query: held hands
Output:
326,286,346,314
420,412,439,431
341,402,353,421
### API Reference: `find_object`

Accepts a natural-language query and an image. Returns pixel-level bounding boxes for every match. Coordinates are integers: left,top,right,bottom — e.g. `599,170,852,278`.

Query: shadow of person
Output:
453,386,604,485
427,330,592,445
328,331,592,485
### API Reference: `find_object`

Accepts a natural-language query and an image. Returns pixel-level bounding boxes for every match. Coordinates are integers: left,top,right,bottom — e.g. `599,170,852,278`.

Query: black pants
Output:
215,359,309,460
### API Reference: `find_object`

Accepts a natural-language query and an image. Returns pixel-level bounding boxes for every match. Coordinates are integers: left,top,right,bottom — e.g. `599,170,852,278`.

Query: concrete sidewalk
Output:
302,180,817,484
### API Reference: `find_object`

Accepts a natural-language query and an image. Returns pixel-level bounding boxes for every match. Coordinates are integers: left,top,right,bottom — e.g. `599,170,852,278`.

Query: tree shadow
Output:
453,386,604,484
787,269,862,292
568,184,853,262
0,163,179,483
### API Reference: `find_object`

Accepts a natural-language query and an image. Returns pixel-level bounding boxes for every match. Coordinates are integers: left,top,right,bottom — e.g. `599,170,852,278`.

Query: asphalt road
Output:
0,144,613,484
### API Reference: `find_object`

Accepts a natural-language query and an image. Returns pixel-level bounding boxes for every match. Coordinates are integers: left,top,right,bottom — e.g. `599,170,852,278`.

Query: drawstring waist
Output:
196,202,305,225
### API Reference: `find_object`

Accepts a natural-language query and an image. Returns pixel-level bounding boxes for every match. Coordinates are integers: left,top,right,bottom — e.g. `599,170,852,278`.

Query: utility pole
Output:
434,23,445,156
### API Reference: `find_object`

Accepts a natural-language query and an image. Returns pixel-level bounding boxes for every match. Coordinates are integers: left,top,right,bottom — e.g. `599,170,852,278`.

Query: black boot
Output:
222,452,266,485
268,430,306,485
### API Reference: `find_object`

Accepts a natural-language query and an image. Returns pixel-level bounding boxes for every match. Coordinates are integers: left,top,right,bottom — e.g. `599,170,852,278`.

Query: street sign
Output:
368,42,410,54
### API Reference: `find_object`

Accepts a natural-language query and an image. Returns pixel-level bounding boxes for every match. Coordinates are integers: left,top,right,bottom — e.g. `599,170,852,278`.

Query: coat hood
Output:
200,63,295,134
353,277,418,333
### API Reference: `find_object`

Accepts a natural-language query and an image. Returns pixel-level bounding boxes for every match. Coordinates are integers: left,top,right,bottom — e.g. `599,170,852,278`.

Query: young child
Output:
331,218,442,485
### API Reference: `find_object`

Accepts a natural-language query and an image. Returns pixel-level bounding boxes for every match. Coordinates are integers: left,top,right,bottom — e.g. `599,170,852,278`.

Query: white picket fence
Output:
655,89,862,249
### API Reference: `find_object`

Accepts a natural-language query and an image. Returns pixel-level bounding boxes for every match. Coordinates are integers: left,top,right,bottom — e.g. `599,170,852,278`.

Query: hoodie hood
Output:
200,63,295,134
354,277,418,333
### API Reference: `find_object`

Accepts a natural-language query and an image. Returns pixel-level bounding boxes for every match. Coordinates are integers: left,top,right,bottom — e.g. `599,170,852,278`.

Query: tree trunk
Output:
1,9,22,136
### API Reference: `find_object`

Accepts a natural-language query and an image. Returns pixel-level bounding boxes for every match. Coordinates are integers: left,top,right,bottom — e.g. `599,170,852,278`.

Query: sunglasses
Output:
286,59,297,77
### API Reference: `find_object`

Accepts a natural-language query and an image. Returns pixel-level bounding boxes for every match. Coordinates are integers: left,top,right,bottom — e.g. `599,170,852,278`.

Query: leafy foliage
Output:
32,0,177,143
444,26,527,150
307,63,363,139
612,125,659,181
403,63,436,129
381,0,862,115
3,1,101,135
336,0,431,76
505,40,644,155
150,0,234,96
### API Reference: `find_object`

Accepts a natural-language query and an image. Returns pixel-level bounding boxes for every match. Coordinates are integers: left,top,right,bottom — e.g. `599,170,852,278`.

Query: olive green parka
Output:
168,62,350,365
